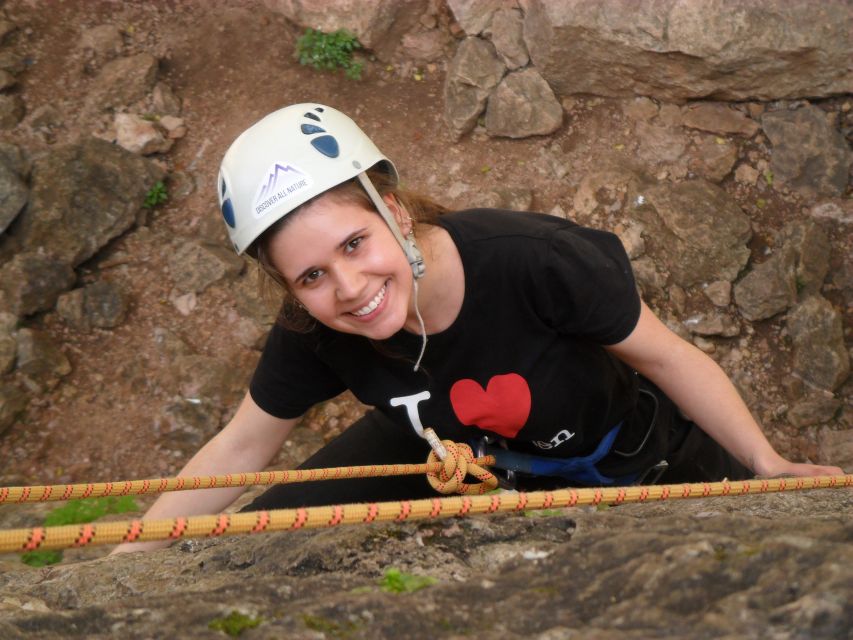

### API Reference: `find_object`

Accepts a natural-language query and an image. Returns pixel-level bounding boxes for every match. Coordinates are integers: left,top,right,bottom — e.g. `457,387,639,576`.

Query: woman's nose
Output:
334,263,366,301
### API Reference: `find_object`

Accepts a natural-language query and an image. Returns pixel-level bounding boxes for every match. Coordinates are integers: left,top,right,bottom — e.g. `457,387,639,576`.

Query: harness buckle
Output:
473,436,517,490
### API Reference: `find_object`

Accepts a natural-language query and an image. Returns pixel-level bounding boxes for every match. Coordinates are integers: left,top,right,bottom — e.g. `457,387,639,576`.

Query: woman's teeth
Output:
351,285,387,317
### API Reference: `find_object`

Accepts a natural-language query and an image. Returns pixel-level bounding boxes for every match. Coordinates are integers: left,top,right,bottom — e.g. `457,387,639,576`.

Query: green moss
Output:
302,614,359,637
378,568,437,593
208,611,263,636
295,28,363,80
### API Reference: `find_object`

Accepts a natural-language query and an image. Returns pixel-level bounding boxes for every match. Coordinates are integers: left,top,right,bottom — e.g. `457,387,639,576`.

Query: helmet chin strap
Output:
356,172,427,371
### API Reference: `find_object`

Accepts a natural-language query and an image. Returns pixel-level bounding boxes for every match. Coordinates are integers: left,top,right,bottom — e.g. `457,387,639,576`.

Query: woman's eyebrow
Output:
291,227,370,283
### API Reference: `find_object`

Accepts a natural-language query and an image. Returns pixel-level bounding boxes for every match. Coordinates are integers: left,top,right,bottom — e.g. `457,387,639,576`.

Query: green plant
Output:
302,614,358,637
378,568,437,593
144,180,168,209
296,28,363,80
20,496,138,567
209,611,263,636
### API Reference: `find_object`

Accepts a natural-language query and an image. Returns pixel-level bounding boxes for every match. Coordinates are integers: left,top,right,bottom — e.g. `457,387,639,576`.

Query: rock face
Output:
0,489,850,638
484,68,562,138
786,296,850,391
762,105,852,197
635,180,752,287
13,138,165,267
262,0,428,61
523,0,853,102
0,143,28,234
444,37,506,138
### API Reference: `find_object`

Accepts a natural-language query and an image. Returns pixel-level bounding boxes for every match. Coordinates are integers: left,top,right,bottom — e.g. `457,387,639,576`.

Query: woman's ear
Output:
383,194,411,234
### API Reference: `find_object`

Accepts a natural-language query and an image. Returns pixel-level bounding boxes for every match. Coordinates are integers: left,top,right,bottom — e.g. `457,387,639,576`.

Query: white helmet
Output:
217,103,424,278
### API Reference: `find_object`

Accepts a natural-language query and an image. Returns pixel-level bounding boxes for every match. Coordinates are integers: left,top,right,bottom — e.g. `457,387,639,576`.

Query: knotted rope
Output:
425,439,498,494
0,475,849,553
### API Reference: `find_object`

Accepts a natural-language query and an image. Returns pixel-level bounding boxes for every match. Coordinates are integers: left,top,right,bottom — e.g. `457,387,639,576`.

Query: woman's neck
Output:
403,224,465,335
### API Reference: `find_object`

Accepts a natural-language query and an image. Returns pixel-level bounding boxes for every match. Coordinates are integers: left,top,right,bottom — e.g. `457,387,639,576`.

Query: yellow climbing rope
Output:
0,474,850,554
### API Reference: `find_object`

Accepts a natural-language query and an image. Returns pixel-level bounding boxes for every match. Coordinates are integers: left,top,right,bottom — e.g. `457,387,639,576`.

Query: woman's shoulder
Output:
437,208,576,243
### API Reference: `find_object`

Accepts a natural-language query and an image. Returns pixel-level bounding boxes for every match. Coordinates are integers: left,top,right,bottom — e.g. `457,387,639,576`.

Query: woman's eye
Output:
346,236,363,252
303,270,322,285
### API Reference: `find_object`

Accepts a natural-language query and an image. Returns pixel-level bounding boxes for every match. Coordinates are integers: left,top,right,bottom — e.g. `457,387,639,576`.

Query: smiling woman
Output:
111,103,843,554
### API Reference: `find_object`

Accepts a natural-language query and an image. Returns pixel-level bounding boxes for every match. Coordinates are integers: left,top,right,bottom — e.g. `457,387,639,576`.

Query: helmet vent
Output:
303,112,321,122
300,124,325,135
310,135,339,158
221,198,236,228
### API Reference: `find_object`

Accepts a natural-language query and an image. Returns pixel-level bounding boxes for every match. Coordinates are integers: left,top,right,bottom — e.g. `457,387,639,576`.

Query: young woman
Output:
113,103,842,553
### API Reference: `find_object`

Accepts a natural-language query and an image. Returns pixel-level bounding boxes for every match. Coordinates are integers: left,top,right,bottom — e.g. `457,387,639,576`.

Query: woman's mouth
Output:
350,283,388,318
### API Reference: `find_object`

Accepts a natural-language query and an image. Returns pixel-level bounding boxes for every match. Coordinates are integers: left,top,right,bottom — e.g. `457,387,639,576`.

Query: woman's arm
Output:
605,302,844,477
111,391,298,553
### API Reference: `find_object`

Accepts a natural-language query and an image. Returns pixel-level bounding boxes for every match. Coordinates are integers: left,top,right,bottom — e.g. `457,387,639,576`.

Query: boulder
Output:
0,143,28,234
734,222,830,322
55,281,129,331
686,135,738,183
635,180,751,288
787,396,842,428
484,8,528,70
155,398,222,455
151,82,182,117
0,252,77,318
15,328,72,392
167,240,245,294
114,113,173,155
523,0,853,101
484,68,562,138
761,105,852,197
681,103,760,137
262,0,428,62
84,53,159,112
786,296,849,392
0,93,25,129
447,0,518,35
443,37,505,138
15,138,165,267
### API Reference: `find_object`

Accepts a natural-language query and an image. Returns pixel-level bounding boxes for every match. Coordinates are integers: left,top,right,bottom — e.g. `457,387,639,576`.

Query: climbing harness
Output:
0,428,849,554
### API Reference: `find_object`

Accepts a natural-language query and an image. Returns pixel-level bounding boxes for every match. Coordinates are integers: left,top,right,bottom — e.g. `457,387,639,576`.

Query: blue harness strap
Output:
483,424,640,486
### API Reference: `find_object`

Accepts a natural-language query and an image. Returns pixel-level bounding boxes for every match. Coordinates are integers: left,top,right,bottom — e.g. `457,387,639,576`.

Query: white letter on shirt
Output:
390,391,431,437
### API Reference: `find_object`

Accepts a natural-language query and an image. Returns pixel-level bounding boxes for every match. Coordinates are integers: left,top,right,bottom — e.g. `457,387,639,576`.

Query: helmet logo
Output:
252,163,314,218
301,109,340,158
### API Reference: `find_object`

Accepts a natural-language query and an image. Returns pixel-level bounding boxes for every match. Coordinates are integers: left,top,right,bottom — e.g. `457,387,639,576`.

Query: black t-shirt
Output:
250,209,647,465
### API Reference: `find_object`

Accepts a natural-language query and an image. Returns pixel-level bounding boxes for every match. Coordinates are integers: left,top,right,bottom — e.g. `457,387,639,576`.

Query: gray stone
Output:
0,252,77,317
84,53,159,112
114,113,173,155
55,281,129,331
787,396,842,428
447,0,514,35
683,312,740,337
79,24,123,65
171,354,249,408
524,0,853,102
0,93,24,129
15,328,72,392
734,221,830,322
484,68,562,138
786,296,849,391
444,37,506,138
681,102,759,137
0,381,27,436
151,82,181,117
631,256,668,299
622,97,659,122
0,69,15,90
573,168,641,217
686,135,738,183
634,121,689,166
484,8,528,70
155,398,222,455
809,199,853,226
0,147,28,234
703,281,731,307
15,138,165,267
263,0,427,62
818,427,853,474
761,105,852,197
168,240,245,294
399,29,452,62
636,180,751,288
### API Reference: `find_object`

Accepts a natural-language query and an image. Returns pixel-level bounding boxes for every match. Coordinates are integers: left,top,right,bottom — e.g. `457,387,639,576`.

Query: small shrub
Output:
378,568,437,593
144,180,168,209
296,28,363,80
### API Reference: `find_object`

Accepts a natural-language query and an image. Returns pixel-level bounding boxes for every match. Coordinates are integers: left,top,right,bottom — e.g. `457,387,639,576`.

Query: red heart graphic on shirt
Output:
449,373,532,439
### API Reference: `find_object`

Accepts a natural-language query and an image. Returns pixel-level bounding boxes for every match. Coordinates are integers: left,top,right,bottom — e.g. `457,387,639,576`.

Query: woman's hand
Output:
753,457,845,479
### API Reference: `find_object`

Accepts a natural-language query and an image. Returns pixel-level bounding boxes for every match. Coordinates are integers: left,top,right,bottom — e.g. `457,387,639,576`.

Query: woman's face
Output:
268,194,414,340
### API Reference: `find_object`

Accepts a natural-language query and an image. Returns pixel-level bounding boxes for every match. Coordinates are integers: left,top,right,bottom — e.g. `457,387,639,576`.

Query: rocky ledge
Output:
0,487,850,639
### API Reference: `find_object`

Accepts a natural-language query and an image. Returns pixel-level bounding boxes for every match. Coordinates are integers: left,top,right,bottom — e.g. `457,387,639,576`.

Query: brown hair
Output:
252,166,448,331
